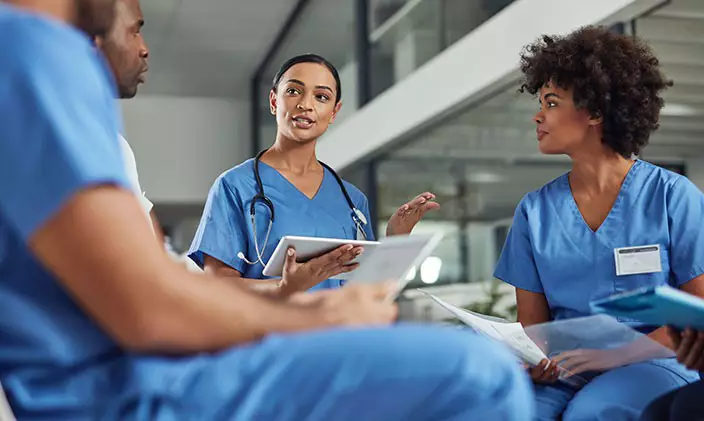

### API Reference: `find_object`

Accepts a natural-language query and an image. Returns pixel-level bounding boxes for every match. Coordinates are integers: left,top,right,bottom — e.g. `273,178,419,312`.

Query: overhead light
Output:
661,104,698,117
420,257,442,284
467,171,505,184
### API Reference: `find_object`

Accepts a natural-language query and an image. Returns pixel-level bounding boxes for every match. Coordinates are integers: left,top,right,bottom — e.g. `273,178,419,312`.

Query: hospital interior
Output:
129,0,704,322
6,0,704,419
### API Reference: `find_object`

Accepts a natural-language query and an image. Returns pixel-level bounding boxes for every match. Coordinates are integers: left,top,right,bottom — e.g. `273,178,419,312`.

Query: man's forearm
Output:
139,265,331,352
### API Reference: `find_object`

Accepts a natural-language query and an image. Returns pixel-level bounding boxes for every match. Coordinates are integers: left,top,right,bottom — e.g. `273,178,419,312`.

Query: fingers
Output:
398,193,437,215
283,247,297,271
667,325,682,349
683,330,704,370
348,281,397,301
677,328,697,364
337,263,360,274
551,352,587,375
423,201,441,212
529,359,560,384
313,245,361,267
317,246,363,276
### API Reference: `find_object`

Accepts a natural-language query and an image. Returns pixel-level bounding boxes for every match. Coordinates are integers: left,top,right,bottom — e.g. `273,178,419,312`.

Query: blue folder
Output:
592,285,704,331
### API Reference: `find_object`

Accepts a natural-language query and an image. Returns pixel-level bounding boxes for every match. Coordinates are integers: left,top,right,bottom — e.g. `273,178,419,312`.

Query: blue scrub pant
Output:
532,358,698,421
104,325,534,421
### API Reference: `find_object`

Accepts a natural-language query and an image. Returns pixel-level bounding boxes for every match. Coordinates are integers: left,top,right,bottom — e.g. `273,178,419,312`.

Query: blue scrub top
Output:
189,159,375,290
0,5,137,417
495,160,704,330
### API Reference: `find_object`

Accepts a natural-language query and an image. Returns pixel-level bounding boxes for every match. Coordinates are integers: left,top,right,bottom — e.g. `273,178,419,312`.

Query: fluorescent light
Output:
420,257,442,284
467,171,505,184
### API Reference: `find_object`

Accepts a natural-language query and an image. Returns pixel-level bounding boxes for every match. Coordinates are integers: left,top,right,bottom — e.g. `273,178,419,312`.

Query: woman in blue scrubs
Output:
494,26,704,420
189,54,439,295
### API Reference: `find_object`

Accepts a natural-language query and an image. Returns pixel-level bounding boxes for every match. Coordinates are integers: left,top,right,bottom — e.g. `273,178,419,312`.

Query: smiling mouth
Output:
537,130,548,141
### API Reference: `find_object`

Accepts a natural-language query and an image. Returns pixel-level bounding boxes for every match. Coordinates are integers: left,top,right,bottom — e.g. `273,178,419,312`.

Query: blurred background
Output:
121,0,704,322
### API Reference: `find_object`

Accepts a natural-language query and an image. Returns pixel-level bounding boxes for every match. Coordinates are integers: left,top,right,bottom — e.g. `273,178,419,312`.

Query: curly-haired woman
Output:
494,26,704,420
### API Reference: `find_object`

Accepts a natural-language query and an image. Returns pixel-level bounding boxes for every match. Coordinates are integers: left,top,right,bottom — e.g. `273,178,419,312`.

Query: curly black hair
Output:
519,25,672,157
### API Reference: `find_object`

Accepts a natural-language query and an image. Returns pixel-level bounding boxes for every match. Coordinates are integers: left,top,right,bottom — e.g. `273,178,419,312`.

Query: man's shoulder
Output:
0,5,94,65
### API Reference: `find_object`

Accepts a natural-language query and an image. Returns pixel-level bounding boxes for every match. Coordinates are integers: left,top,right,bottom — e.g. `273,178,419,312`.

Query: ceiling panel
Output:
140,0,299,98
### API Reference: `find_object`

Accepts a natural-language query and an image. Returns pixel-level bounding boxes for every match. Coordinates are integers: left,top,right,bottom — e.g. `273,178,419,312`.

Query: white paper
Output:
421,290,588,387
421,292,548,364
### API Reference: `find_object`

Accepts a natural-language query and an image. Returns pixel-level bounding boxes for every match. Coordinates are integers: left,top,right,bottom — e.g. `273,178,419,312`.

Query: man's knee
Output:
447,332,534,416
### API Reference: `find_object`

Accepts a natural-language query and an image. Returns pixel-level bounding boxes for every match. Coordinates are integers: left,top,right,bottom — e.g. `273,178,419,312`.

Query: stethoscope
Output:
237,148,369,266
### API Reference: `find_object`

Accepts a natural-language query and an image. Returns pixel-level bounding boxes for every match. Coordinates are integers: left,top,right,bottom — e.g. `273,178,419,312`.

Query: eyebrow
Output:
539,92,560,103
285,79,334,93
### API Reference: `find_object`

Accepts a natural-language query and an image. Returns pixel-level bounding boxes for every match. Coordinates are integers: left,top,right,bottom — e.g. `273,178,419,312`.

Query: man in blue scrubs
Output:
0,1,534,419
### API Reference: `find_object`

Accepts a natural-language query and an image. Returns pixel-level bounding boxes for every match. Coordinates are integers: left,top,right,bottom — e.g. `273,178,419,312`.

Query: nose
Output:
297,95,313,111
533,110,544,124
139,34,149,59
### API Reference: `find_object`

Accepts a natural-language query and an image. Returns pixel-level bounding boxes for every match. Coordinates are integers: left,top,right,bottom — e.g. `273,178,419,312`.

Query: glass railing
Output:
368,0,516,99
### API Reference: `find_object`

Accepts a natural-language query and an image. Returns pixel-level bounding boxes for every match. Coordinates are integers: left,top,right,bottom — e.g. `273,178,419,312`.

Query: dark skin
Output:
520,84,704,384
668,327,704,371
95,0,165,243
96,0,148,99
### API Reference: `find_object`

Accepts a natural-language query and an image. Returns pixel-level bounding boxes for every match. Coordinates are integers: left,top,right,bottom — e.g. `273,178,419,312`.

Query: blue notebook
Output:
592,285,704,331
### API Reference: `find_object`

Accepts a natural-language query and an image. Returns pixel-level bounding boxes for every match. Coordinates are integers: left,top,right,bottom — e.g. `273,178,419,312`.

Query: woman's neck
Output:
569,143,634,195
264,134,320,176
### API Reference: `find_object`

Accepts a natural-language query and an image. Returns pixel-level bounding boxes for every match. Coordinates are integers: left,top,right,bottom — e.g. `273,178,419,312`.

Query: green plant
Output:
444,279,517,324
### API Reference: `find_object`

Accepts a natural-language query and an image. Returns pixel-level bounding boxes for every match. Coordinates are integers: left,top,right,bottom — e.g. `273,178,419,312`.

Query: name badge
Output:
614,244,662,276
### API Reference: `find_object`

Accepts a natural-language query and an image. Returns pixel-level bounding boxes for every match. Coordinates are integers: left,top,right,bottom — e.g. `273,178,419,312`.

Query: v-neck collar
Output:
562,159,641,236
258,160,327,201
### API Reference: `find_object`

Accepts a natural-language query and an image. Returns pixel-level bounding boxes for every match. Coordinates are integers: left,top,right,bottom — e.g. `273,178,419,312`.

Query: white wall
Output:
120,95,251,204
317,0,667,170
686,158,704,191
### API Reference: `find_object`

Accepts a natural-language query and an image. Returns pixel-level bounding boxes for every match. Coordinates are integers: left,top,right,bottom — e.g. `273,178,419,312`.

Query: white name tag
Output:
614,244,662,276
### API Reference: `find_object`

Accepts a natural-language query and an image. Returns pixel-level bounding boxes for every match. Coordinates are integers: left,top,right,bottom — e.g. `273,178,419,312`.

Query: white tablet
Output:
345,233,444,290
262,236,380,278
262,233,444,290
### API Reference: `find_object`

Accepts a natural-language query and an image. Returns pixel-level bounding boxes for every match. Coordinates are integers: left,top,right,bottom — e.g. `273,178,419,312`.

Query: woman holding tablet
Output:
494,26,704,420
189,54,438,296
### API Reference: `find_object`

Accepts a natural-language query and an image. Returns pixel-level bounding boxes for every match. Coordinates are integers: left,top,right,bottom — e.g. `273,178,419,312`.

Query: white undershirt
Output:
118,134,154,217
119,134,201,272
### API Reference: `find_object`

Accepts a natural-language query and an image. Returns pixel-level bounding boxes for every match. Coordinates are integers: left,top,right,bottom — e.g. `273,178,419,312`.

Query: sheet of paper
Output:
421,292,548,364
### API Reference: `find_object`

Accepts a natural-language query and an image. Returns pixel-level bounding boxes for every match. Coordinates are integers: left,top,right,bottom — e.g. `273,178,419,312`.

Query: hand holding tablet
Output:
263,233,444,296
